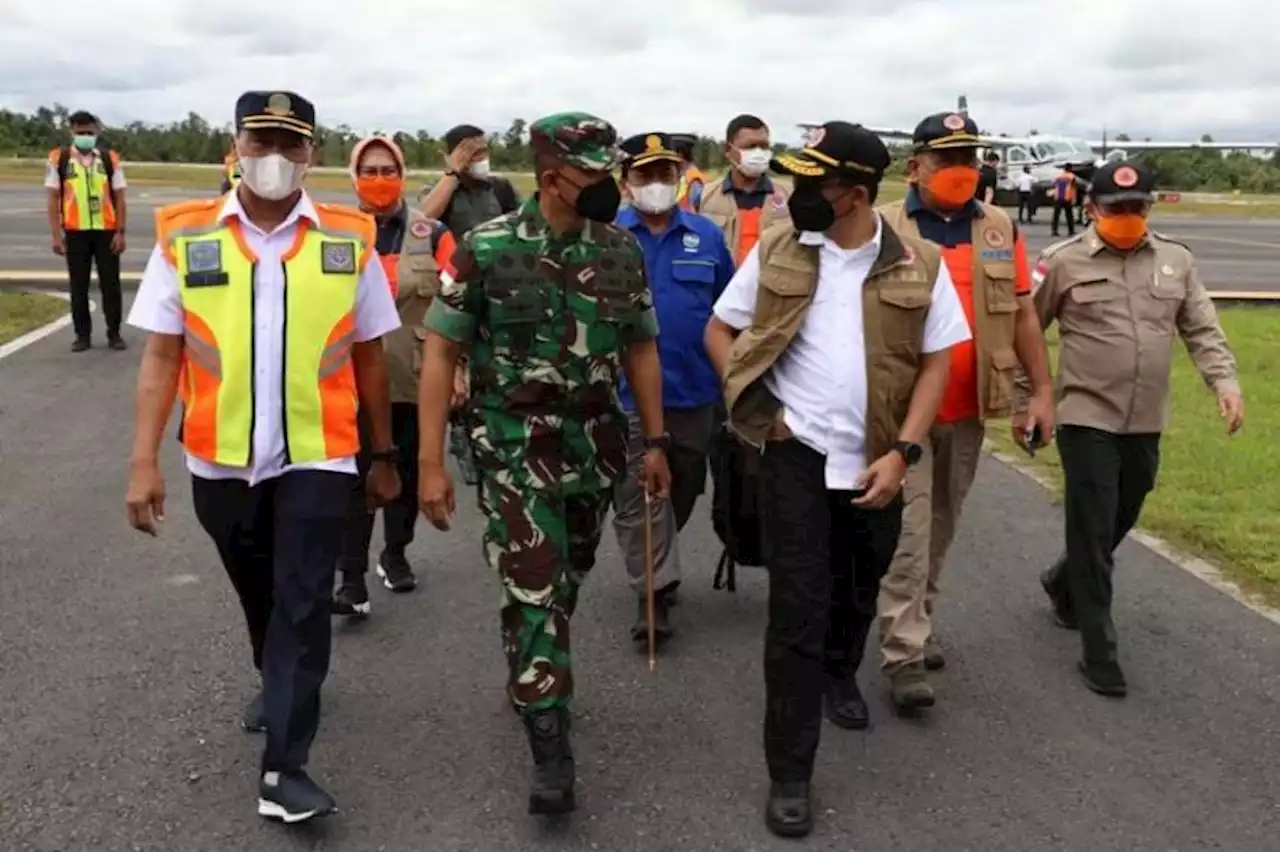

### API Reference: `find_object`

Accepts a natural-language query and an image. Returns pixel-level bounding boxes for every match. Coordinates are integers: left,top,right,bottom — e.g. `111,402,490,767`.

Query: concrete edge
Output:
0,291,92,360
983,440,1280,627
0,271,144,283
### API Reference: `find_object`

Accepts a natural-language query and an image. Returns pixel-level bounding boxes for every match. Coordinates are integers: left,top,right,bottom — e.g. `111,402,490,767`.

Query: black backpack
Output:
709,416,766,592
56,143,116,186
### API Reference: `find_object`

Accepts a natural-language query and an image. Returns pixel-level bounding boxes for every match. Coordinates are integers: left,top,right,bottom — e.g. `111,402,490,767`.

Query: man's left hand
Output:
110,231,126,254
1015,389,1057,450
1218,390,1244,434
852,451,907,509
366,459,402,510
641,448,672,499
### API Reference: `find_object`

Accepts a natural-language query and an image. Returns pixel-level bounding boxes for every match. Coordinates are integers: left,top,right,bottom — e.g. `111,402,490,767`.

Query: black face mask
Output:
787,186,836,233
572,176,622,222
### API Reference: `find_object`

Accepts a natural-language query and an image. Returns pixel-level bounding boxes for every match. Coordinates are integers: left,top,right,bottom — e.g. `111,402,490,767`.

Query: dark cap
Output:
913,111,981,151
235,91,315,138
670,133,697,156
771,122,891,182
619,133,683,169
1089,160,1155,204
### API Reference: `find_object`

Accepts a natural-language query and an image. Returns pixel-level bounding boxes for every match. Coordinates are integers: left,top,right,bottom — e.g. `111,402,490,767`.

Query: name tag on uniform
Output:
87,197,101,215
980,248,1013,261
184,240,228,287
321,241,356,274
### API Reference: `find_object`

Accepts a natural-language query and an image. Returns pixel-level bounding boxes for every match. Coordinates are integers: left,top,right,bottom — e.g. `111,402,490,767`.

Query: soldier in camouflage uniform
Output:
416,112,672,816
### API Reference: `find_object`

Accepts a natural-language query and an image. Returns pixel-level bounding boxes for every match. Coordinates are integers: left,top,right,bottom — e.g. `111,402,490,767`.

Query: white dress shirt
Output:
127,190,401,486
1016,172,1036,193
712,216,971,489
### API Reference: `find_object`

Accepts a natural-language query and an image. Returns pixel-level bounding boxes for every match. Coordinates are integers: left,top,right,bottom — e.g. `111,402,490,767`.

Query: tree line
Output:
3,105,1280,193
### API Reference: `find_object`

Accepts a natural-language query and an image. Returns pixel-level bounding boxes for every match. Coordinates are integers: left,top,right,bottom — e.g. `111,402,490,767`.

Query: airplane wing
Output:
1088,139,1278,151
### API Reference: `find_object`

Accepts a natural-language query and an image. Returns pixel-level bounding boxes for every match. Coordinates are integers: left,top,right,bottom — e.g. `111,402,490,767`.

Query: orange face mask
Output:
1094,213,1147,250
927,165,980,208
356,175,403,210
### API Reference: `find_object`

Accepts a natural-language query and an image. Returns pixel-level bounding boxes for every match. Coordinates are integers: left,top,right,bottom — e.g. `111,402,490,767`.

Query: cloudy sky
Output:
1,0,1277,144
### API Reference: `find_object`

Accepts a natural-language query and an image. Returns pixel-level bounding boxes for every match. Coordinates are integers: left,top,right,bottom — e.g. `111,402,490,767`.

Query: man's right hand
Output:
51,234,65,256
446,138,478,174
126,460,166,536
419,461,456,530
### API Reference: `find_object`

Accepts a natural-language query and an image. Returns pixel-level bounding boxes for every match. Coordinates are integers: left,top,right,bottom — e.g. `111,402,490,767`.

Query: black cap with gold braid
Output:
235,91,315,138
912,111,981,151
770,121,891,181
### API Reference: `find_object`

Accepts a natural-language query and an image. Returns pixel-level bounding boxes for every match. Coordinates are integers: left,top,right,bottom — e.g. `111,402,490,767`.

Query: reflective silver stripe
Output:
183,331,223,379
317,329,355,381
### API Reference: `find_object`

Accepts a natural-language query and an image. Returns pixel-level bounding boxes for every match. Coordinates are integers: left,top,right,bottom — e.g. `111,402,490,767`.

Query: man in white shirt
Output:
123,91,403,825
1016,166,1038,224
705,122,970,840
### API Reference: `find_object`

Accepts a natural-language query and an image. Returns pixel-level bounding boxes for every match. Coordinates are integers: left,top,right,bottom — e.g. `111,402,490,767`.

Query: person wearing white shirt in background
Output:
122,91,402,826
704,121,970,841
1017,165,1038,223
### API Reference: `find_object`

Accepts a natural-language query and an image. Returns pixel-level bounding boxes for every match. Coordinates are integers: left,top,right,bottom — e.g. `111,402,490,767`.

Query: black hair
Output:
984,151,1000,162
68,110,98,127
444,124,485,153
726,114,767,143
672,139,695,162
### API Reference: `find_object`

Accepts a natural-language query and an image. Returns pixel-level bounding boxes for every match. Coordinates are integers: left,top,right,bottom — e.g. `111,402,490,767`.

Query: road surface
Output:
1,183,1279,296
0,298,1277,852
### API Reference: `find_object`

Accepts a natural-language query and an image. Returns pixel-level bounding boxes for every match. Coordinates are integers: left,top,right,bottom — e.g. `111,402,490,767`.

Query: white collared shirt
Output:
127,190,401,486
1017,172,1036,192
712,216,971,489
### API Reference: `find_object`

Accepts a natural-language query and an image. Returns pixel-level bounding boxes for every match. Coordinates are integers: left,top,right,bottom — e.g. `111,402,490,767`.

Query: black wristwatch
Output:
892,440,923,466
643,433,671,452
369,447,400,464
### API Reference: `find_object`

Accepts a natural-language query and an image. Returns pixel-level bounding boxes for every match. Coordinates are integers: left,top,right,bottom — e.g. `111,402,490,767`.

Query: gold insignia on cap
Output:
1161,264,1174,276
804,126,826,147
264,93,293,116
645,134,663,152
1113,165,1139,188
942,114,966,131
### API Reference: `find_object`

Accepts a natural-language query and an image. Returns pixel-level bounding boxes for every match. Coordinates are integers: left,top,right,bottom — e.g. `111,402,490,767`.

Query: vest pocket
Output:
877,284,930,352
982,264,1019,313
986,348,1020,414
411,326,428,377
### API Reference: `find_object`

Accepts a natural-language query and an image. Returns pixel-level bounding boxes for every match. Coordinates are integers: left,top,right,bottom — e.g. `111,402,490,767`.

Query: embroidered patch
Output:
943,113,966,131
1113,166,1139,188
980,248,1014,261
409,219,432,239
983,227,1007,248
1160,264,1174,276
321,241,356,274
804,126,825,147
186,240,222,273
682,232,700,251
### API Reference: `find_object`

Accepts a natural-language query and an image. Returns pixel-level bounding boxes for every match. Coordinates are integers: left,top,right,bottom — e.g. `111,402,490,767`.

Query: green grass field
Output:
0,290,65,345
986,307,1280,609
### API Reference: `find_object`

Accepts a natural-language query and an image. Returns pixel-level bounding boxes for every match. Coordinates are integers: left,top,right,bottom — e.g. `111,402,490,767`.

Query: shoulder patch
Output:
1148,229,1192,252
409,217,433,240
1038,232,1087,260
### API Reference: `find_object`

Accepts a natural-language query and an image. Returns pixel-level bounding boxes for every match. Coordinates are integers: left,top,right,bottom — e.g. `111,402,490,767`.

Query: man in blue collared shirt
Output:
612,132,735,646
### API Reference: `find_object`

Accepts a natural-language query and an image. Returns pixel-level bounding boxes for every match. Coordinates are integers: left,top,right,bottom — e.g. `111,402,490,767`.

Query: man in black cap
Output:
1029,160,1242,697
125,90,403,823
704,121,971,838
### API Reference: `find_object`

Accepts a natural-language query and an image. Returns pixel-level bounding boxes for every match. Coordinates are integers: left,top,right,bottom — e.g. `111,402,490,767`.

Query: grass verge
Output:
0,290,66,345
986,307,1280,609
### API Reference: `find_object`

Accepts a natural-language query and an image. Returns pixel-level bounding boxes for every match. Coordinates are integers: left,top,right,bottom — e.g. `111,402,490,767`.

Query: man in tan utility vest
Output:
1029,160,1243,698
698,114,791,266
874,111,1055,715
704,121,971,840
332,134,463,618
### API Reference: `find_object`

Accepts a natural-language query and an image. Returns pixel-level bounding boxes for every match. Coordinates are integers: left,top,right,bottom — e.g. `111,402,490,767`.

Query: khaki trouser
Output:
878,418,986,672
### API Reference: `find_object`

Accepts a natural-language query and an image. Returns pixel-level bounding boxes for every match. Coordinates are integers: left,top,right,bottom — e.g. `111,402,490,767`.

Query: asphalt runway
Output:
2,183,1279,295
1,301,1278,851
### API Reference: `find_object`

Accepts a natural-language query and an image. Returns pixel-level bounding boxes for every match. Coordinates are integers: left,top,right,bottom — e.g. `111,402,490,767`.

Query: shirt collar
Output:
721,173,774,195
615,204,694,236
904,184,984,220
218,189,320,235
797,212,883,254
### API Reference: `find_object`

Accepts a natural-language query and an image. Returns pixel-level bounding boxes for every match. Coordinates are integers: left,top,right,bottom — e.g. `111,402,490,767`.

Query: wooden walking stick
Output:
643,486,657,672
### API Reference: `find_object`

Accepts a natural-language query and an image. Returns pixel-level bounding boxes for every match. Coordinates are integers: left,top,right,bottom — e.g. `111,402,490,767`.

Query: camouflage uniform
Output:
423,113,658,718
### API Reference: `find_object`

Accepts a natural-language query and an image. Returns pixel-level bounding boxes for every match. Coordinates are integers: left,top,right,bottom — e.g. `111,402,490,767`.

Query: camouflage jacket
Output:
423,196,659,495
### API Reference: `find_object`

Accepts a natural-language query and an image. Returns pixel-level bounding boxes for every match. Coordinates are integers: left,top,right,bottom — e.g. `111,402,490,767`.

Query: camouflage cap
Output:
529,111,620,171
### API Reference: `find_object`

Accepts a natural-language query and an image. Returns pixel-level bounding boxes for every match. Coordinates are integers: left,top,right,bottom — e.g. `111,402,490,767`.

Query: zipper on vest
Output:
247,262,257,465
280,261,292,465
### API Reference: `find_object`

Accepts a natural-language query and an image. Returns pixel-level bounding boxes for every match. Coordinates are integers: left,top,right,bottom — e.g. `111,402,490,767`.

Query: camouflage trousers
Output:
481,475,612,716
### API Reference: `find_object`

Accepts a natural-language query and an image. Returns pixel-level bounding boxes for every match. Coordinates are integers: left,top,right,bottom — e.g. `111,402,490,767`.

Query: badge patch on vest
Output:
409,219,432,240
682,232,700,251
321,241,356,274
982,227,1007,248
980,248,1014,261
186,240,222,273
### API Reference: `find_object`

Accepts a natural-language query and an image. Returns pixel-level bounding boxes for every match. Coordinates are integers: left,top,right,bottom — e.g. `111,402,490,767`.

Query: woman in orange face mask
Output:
332,135,461,619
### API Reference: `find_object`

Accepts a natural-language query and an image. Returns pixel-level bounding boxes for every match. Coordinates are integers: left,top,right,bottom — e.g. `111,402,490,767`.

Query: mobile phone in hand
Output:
1023,425,1042,458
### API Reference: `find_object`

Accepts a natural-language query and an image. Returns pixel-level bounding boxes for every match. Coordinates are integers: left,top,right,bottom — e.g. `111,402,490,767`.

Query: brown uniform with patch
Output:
386,210,442,404
698,179,792,264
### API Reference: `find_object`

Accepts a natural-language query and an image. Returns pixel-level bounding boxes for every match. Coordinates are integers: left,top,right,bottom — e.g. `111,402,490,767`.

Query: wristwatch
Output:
643,433,671,452
891,440,923,466
369,447,400,464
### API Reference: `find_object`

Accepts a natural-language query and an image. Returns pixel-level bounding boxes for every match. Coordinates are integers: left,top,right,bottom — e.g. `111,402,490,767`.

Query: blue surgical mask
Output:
72,134,97,152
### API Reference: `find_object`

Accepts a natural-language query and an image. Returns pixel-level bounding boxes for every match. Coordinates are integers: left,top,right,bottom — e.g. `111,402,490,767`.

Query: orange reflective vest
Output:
677,166,708,211
49,147,119,231
155,196,376,466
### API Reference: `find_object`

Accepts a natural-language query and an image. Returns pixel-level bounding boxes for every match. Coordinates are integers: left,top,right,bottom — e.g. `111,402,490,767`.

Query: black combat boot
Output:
522,707,576,815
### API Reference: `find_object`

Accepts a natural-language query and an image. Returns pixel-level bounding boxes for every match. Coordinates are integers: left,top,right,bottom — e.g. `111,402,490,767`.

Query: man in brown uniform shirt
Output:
1026,161,1244,698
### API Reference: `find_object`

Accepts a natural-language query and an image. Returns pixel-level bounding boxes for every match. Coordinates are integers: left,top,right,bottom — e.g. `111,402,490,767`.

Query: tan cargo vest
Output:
877,199,1021,419
698,177,791,262
386,209,442,404
722,217,942,467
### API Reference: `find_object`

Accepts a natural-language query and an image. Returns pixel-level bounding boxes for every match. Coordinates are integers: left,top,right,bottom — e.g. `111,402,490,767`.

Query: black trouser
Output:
1052,201,1075,236
340,402,420,573
759,438,904,783
1017,191,1037,223
64,229,122,340
1044,426,1160,666
191,470,353,773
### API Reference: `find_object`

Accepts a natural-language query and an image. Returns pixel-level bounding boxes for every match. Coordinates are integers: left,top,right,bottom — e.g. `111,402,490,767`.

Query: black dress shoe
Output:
1040,569,1078,630
241,690,267,732
824,676,870,730
71,337,90,352
1078,661,1127,698
107,335,127,350
629,588,675,644
765,781,812,838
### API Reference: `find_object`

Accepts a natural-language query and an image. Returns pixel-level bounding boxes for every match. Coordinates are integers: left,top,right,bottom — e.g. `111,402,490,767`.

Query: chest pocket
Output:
875,278,931,354
982,261,1019,313
1065,278,1127,325
670,258,716,302
590,248,642,323
486,257,551,358
755,252,814,331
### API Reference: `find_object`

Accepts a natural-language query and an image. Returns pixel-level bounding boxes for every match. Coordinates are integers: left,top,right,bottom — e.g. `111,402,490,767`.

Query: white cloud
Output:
1,0,1278,144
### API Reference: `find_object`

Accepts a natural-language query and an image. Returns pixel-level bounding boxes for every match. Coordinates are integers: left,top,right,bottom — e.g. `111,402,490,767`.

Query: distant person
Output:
672,133,708,211
698,114,791,266
45,110,128,352
1051,163,1077,236
978,150,999,204
330,134,461,619
1016,166,1037,223
1029,161,1243,699
124,90,402,824
220,144,241,193
1074,162,1096,225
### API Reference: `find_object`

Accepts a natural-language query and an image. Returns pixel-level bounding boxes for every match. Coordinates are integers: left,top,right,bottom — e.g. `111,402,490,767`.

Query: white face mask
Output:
631,181,678,215
238,153,307,201
736,147,772,177
468,158,491,179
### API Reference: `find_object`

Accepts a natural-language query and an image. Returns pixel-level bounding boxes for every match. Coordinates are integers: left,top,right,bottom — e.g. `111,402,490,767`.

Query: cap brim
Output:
1092,190,1154,204
240,116,313,138
627,150,682,168
770,151,830,178
918,133,982,150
